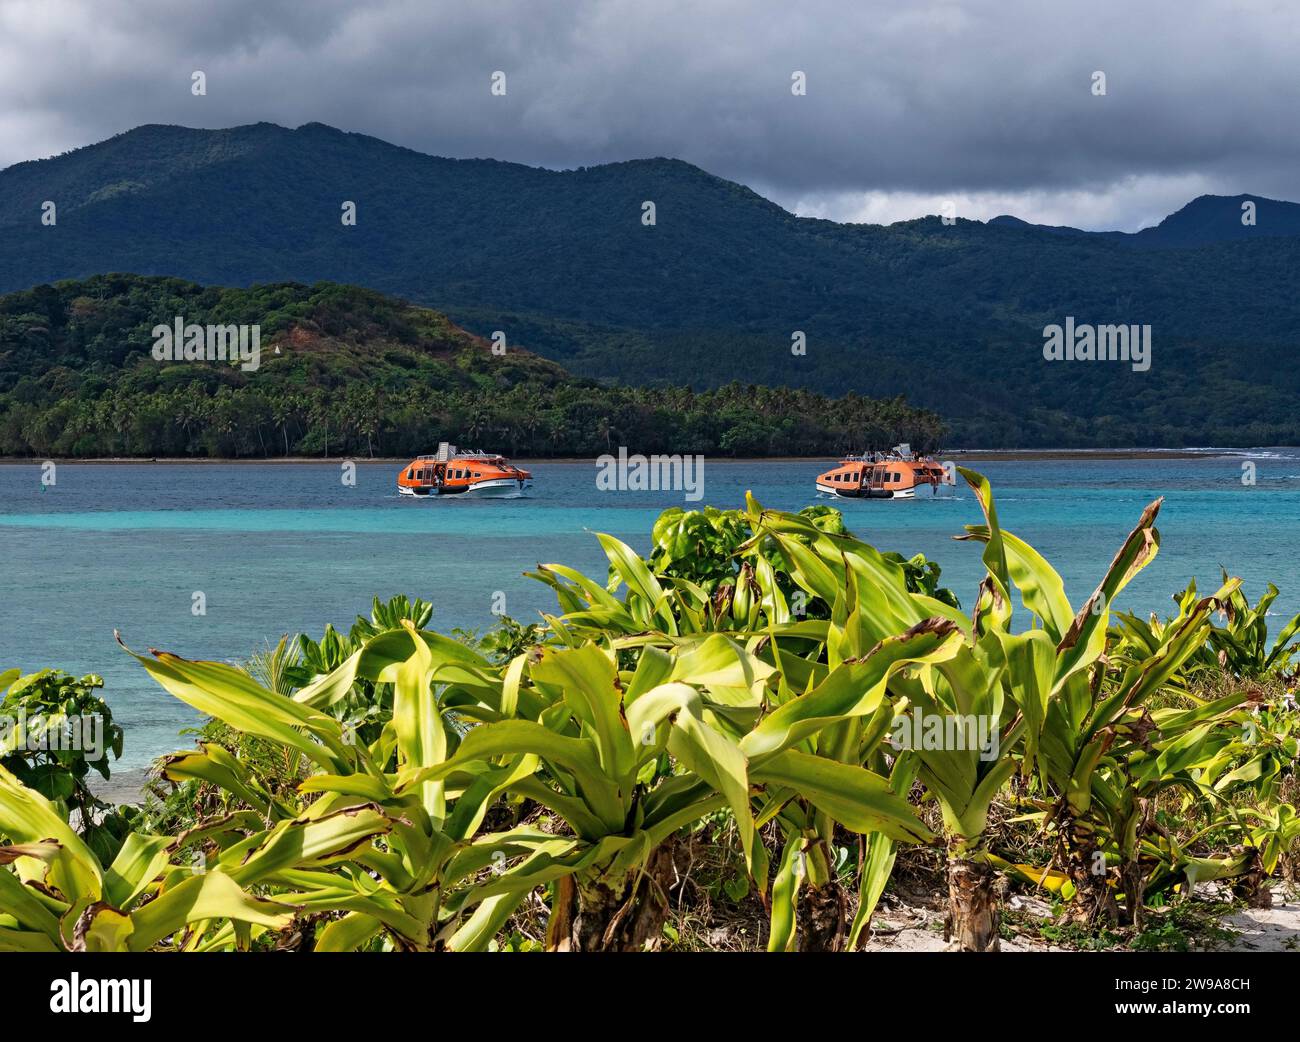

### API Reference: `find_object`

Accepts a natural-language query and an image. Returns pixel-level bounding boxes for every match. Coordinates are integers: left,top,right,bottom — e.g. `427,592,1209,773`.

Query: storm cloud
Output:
2,0,1296,229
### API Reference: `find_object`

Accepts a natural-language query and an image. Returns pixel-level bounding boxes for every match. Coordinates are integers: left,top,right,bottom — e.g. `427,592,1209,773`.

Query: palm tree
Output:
271,395,295,456
309,397,333,458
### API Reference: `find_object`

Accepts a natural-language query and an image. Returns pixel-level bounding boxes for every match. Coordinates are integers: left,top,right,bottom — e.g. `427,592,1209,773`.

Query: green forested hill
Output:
2,123,1299,446
0,275,946,458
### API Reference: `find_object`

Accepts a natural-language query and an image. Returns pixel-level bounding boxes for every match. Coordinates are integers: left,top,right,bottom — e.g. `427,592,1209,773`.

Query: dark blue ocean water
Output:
2,452,1298,767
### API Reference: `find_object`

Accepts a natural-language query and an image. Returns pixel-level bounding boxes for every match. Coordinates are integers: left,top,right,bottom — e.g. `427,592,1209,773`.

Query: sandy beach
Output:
89,767,151,807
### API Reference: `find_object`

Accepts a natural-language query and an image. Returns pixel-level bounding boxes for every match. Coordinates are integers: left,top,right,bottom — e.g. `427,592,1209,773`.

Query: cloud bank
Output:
3,0,1296,229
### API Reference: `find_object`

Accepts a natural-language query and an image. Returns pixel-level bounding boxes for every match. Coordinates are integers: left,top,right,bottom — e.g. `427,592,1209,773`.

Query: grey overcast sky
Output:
2,0,1297,230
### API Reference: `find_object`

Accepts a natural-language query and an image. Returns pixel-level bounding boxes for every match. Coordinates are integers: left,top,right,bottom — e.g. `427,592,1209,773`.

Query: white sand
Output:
861,889,1300,952
1220,893,1300,952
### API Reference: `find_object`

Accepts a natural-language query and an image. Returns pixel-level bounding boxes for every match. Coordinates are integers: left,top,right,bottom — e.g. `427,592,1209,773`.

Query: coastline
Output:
0,448,1272,466
89,767,152,807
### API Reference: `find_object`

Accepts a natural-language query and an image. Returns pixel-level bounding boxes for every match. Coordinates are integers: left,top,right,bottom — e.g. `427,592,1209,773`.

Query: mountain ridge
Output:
2,122,1298,446
988,193,1300,247
9,122,1295,238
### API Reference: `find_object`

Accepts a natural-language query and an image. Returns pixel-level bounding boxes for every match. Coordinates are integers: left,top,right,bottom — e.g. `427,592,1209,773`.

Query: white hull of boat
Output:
815,482,915,500
465,479,533,498
399,479,533,499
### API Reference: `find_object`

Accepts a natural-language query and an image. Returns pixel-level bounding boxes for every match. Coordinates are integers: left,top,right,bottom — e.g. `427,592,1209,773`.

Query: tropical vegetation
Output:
0,275,947,459
1,471,1297,951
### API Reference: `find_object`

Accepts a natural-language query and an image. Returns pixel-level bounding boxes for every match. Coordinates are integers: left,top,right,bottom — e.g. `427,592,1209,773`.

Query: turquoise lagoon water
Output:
2,452,1298,767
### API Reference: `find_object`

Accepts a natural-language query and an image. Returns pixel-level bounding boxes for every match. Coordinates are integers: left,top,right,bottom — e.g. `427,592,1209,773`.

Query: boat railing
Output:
841,451,938,463
411,450,503,462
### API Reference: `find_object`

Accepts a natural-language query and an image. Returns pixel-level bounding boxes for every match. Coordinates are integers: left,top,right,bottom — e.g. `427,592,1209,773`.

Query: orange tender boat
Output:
397,443,533,499
815,445,953,500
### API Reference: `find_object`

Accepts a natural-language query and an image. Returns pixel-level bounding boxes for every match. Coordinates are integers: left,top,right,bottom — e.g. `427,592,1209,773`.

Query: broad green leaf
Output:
742,619,963,760
127,870,296,951
103,833,173,910
752,750,934,844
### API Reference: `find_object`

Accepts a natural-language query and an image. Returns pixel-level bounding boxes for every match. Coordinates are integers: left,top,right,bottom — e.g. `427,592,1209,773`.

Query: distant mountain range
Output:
2,122,1298,446
987,194,1300,248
